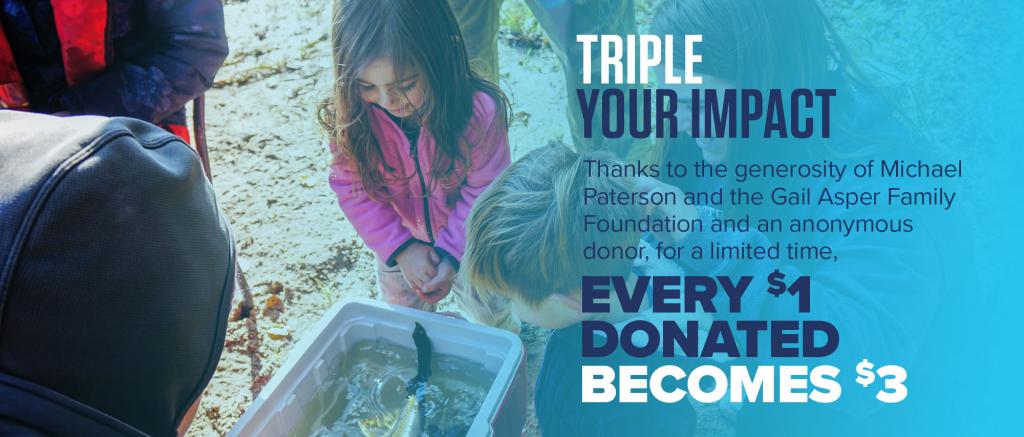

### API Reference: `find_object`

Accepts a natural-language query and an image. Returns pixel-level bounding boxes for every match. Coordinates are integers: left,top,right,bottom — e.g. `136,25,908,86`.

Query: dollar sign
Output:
767,269,786,297
855,358,876,387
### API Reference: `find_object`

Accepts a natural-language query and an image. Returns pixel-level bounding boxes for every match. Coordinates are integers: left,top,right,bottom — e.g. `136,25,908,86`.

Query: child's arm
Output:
58,0,228,124
433,94,511,262
328,155,420,268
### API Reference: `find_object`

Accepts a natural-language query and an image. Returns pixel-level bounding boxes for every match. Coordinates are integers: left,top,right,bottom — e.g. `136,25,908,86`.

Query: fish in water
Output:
359,322,432,437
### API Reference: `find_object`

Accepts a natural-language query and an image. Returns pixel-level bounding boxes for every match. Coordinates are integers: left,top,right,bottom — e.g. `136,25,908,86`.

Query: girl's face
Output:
357,58,427,119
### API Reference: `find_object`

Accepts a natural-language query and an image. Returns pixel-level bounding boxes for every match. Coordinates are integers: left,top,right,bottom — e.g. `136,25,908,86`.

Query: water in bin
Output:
229,299,525,437
289,322,494,436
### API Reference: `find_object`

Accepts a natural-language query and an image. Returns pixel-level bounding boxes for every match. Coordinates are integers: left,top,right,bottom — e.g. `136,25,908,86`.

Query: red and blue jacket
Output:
0,0,228,140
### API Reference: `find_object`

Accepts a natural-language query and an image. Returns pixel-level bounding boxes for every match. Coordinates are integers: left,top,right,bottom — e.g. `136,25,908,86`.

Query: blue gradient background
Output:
527,0,1023,435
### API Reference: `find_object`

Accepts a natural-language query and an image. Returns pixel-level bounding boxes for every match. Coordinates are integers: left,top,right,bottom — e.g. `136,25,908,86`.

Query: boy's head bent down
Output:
464,142,643,329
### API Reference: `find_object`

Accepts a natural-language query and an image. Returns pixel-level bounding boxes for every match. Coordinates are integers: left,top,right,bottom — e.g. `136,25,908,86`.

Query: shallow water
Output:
288,338,494,437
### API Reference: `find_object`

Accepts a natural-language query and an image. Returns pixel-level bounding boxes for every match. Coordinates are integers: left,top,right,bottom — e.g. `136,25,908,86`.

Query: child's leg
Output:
376,261,436,312
450,278,520,334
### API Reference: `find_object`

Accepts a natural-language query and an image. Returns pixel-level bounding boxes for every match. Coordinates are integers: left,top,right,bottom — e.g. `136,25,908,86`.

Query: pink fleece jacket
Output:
329,91,510,264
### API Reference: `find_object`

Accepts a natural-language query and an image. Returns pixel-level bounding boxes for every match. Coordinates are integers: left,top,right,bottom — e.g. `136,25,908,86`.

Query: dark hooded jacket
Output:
0,111,235,436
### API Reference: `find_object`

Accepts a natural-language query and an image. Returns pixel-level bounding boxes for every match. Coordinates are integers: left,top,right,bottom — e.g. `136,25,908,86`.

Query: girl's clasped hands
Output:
394,242,456,304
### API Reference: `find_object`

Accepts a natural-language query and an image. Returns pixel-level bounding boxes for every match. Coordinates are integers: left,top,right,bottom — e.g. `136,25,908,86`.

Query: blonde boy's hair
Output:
463,142,643,306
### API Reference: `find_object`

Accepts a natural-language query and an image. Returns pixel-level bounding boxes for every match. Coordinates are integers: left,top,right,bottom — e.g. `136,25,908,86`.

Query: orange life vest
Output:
0,1,190,143
0,0,108,110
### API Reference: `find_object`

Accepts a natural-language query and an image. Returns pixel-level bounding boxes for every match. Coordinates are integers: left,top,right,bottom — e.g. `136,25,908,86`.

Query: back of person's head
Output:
464,142,642,306
0,112,235,436
652,0,851,90
651,0,920,166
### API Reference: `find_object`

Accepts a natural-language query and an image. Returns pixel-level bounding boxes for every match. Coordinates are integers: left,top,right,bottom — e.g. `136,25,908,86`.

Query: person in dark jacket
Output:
0,111,235,436
0,0,228,141
650,0,973,435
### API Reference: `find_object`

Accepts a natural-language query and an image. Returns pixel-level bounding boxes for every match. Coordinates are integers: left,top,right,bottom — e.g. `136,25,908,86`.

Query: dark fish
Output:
407,322,433,400
359,322,433,437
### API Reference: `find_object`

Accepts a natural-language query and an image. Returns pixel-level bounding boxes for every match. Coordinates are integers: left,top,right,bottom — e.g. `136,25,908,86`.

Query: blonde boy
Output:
463,142,646,328
463,142,701,436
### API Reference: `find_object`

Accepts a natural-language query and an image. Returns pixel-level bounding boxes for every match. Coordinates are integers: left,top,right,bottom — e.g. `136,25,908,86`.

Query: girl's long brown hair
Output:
318,0,510,200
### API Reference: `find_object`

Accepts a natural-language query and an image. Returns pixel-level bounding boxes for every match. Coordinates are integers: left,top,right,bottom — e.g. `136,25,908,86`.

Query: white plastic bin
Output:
229,298,526,437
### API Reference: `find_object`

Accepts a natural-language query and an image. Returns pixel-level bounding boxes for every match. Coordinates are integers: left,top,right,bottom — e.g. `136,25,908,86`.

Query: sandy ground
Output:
188,1,569,435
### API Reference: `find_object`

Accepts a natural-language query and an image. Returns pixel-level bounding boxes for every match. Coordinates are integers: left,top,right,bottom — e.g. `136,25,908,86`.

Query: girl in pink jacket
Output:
318,0,516,330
